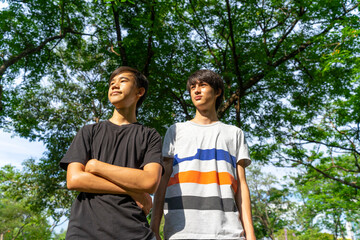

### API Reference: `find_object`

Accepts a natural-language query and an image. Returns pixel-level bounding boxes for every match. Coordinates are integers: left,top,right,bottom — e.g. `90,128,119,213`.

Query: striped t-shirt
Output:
162,121,251,239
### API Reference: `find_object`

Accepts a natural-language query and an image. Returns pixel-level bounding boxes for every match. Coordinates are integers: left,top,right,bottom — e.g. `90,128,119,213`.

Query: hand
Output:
131,192,152,215
85,159,99,173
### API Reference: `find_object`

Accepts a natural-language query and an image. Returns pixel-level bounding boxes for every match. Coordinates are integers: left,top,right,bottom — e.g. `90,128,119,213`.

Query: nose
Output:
194,85,201,94
111,80,120,89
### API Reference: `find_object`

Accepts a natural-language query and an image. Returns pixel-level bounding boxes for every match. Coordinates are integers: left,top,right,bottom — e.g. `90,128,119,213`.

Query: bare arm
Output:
150,157,174,240
67,162,130,194
235,160,256,240
85,159,162,194
67,162,152,215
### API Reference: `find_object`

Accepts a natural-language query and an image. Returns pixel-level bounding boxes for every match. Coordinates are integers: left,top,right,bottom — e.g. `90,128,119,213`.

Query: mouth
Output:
111,91,122,96
194,96,202,100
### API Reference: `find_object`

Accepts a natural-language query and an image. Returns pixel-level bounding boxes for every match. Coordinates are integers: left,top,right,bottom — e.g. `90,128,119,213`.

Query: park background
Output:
0,0,359,239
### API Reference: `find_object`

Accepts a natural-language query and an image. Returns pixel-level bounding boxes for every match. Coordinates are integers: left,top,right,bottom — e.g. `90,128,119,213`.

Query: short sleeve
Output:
141,129,163,170
236,129,251,167
162,125,176,158
59,125,92,170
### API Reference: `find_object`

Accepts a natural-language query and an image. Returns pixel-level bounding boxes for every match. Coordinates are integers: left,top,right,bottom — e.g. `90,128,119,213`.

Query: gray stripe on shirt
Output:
164,196,238,212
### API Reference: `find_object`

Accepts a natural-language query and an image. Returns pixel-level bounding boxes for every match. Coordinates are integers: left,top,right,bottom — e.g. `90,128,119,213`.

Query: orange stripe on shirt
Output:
168,171,238,193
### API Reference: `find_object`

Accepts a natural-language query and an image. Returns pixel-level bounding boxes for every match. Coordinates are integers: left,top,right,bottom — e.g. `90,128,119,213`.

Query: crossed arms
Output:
66,159,162,214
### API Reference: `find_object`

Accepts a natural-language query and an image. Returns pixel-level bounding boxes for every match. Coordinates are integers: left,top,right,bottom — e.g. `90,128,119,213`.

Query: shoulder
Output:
81,121,108,133
137,123,158,133
76,122,99,134
169,121,189,129
217,122,247,142
135,123,161,139
75,121,115,140
172,121,193,130
164,121,190,135
218,122,244,134
174,121,190,127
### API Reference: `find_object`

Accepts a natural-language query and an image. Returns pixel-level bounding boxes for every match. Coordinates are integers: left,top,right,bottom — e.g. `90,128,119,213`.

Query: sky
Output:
0,129,69,233
0,129,46,169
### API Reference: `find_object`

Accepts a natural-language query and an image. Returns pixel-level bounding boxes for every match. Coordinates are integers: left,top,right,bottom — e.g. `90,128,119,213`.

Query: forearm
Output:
86,159,162,194
67,162,152,214
67,162,137,196
237,182,256,239
150,176,168,235
236,161,256,240
151,158,173,235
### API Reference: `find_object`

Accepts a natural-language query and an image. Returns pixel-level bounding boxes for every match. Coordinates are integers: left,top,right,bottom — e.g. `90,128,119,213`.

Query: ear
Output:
215,89,222,98
137,87,145,98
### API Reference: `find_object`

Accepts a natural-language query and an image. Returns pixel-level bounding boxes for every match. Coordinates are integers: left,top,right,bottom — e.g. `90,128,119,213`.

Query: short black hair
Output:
109,66,149,109
187,69,224,110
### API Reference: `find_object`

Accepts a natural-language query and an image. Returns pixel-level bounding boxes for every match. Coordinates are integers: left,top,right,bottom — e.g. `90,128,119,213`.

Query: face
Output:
108,72,144,109
189,80,220,111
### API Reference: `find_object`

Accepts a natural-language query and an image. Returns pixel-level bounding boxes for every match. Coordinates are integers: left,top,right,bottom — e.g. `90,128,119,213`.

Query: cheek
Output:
203,88,212,96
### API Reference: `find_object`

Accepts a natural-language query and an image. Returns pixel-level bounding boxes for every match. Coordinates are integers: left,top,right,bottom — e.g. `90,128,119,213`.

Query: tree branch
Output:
218,72,265,119
143,0,156,76
270,18,301,59
180,0,222,70
220,3,359,119
289,158,360,190
0,34,66,80
225,0,243,88
169,89,191,120
111,2,128,65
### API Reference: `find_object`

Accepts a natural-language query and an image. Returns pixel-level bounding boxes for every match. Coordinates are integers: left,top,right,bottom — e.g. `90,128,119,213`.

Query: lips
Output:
194,96,202,100
111,91,122,96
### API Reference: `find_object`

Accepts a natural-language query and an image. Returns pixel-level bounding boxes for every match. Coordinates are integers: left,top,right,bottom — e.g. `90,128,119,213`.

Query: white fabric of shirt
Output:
162,121,251,240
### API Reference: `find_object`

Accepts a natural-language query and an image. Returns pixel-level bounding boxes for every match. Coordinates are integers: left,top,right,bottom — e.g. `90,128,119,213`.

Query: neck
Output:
191,108,219,125
109,107,137,125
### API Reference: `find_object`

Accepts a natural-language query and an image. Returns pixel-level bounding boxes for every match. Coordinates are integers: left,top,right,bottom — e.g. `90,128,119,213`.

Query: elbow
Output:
66,174,82,191
142,176,161,194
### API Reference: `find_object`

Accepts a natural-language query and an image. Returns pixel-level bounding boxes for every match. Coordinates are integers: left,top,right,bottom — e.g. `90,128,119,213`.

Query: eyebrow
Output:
110,76,131,82
119,76,130,80
190,81,205,85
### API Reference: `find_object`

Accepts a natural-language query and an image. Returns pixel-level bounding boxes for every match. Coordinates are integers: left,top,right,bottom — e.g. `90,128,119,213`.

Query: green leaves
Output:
247,165,297,239
102,0,135,7
0,165,55,239
0,0,360,237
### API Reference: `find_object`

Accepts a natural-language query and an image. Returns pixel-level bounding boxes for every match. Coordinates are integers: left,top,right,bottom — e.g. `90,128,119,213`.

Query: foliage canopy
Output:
0,0,359,235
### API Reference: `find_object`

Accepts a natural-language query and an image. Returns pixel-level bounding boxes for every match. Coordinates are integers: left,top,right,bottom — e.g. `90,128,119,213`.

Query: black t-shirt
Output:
60,121,163,240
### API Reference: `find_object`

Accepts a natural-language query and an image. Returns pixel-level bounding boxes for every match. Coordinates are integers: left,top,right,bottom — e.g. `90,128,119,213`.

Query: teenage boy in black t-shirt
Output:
60,66,163,240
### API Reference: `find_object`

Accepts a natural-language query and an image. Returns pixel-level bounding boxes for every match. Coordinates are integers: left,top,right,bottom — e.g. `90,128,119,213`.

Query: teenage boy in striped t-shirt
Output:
151,69,256,240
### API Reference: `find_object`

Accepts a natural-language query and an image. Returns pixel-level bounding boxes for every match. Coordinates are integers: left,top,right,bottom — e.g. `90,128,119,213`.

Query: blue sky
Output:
0,129,46,169
0,129,69,233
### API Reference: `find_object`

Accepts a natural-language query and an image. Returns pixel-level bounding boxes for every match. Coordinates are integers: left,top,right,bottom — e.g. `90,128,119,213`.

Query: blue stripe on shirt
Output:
173,148,237,168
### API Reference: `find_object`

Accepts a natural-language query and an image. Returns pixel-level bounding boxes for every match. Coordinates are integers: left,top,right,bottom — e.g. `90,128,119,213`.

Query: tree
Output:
297,229,334,240
247,166,297,240
272,89,360,190
292,166,360,239
0,0,359,231
274,228,334,240
0,165,54,240
52,230,66,240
